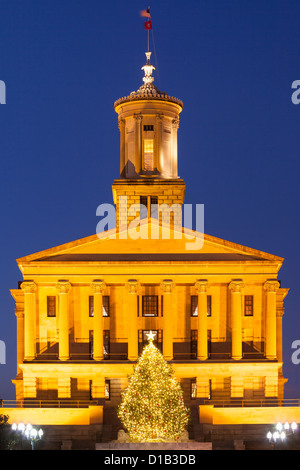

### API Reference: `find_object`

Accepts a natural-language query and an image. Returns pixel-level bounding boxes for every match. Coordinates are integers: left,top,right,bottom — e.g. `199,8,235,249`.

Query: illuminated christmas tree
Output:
117,331,190,442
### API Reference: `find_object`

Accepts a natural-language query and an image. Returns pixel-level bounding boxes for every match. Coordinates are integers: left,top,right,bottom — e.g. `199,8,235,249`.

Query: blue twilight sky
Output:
0,0,300,399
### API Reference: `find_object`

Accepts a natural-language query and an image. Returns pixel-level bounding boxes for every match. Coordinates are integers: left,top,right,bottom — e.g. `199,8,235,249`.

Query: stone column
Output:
21,281,37,361
127,280,140,361
264,280,280,360
160,279,175,360
90,280,106,361
118,118,126,177
56,281,71,361
195,280,210,360
155,113,163,174
229,280,244,360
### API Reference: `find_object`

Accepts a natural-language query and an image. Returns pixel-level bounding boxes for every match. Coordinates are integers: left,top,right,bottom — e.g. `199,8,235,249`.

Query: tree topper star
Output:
146,331,157,342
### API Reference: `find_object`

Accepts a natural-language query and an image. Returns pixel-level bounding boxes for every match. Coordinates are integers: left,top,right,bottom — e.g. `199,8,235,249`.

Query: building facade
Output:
10,52,289,434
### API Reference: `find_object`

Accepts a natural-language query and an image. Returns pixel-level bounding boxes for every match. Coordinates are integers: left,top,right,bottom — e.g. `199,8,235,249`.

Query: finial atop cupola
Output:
142,51,155,86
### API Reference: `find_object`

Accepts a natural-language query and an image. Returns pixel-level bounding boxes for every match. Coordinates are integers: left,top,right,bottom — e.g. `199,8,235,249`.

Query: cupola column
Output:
134,114,142,174
118,118,125,177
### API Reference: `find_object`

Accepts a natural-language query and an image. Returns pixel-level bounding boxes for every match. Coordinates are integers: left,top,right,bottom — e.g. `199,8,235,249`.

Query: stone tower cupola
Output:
112,51,186,227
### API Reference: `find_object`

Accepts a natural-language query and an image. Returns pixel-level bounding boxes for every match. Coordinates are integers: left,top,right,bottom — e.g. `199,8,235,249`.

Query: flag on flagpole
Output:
140,8,151,18
144,20,152,30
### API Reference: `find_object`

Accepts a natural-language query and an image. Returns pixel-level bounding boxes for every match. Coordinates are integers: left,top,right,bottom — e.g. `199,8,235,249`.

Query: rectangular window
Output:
89,330,94,357
144,125,154,131
89,296,94,317
150,196,158,219
103,296,110,317
105,380,110,400
191,330,198,358
142,295,158,316
208,379,212,400
244,295,253,316
103,330,110,359
191,295,198,317
47,296,56,317
191,379,197,399
143,139,154,171
140,196,148,219
190,295,212,317
207,295,212,317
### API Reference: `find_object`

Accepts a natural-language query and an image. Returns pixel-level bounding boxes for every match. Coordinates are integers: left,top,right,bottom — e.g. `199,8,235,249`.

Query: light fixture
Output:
11,422,43,450
267,421,298,448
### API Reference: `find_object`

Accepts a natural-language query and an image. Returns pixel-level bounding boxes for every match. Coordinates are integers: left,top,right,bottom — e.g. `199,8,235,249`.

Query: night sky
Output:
0,0,300,400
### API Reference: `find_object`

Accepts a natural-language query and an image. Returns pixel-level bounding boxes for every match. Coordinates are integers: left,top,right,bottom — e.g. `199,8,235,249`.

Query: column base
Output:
128,356,138,361
24,356,36,361
93,355,104,361
59,356,70,361
163,356,173,361
197,356,208,361
232,355,242,360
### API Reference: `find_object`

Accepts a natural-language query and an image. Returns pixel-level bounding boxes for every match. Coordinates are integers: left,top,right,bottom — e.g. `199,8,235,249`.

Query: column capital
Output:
118,118,125,130
90,280,106,294
15,310,24,319
155,113,164,121
195,279,210,293
172,118,180,129
160,279,175,293
229,279,245,293
55,280,71,293
20,281,37,293
127,279,141,294
264,280,280,293
133,113,143,121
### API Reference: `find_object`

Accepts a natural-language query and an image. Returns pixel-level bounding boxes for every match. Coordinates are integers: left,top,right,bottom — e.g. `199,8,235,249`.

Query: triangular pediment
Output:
17,218,283,264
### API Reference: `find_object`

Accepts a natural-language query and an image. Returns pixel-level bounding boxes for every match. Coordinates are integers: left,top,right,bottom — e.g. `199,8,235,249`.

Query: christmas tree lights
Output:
117,332,190,442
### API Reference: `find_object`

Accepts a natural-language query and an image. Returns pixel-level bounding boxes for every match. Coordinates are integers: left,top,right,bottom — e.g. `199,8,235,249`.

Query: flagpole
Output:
148,6,150,52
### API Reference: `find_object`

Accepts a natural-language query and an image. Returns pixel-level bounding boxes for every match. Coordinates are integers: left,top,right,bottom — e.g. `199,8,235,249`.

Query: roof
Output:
16,218,284,266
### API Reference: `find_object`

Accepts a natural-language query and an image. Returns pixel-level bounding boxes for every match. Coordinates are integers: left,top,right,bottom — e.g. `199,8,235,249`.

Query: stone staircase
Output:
101,406,122,442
